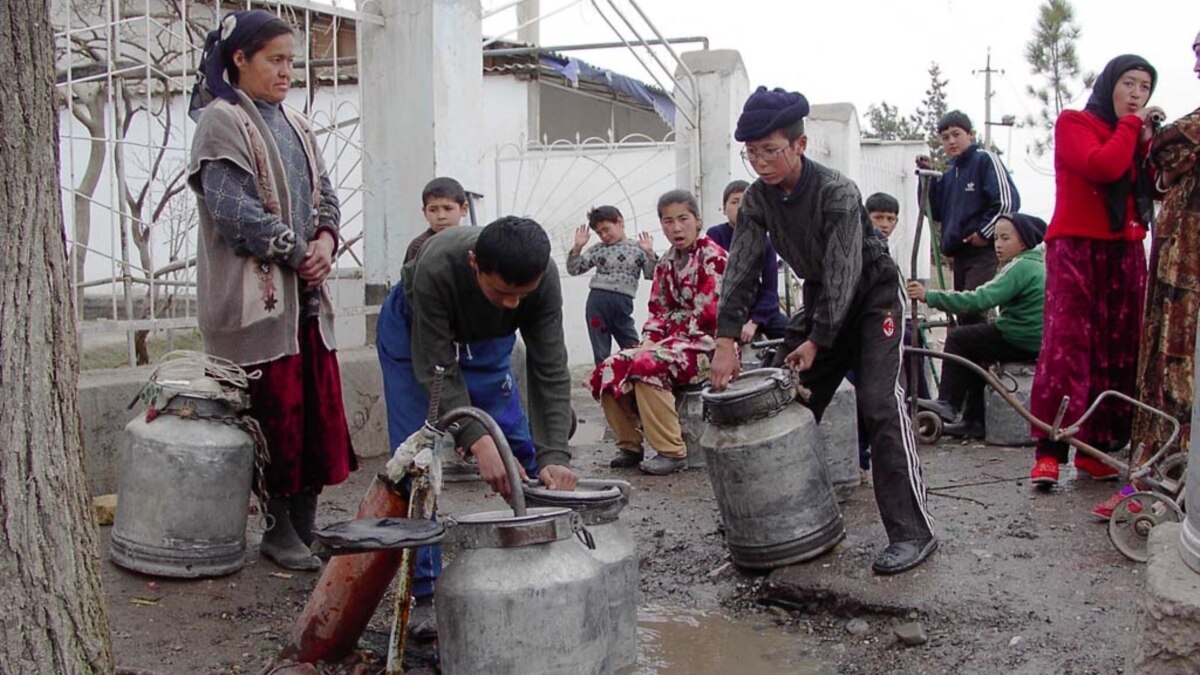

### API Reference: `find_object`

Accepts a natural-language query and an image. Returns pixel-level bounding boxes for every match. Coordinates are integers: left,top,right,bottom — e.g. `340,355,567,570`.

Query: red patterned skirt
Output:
1030,237,1146,448
245,318,357,496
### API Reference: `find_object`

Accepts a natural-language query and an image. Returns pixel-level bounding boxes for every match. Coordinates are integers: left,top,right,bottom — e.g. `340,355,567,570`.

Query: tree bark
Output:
0,1,115,673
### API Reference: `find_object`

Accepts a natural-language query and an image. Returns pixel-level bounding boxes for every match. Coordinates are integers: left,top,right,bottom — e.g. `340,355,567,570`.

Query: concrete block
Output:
1129,523,1200,674
816,380,860,491
984,363,1036,447
78,365,149,496
337,348,389,459
675,388,706,469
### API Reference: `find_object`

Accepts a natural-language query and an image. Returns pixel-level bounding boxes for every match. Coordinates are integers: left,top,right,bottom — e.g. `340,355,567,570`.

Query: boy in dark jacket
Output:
707,180,789,342
918,111,1020,325
405,177,469,264
711,86,936,575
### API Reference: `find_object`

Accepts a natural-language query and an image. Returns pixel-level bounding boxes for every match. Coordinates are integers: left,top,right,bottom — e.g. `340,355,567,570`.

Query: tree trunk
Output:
71,86,107,313
0,2,115,674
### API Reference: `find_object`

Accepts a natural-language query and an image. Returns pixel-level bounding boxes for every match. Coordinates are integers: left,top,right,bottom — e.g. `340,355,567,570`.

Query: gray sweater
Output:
566,239,656,297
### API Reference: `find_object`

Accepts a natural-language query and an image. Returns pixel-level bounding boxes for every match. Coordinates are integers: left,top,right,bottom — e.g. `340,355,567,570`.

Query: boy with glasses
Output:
709,87,937,575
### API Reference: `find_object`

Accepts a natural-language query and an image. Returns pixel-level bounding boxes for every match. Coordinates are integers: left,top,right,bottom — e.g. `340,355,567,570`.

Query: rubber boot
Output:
260,497,322,571
290,489,319,548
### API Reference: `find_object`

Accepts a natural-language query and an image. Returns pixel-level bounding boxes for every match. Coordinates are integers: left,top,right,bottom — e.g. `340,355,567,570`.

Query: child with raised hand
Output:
567,205,658,364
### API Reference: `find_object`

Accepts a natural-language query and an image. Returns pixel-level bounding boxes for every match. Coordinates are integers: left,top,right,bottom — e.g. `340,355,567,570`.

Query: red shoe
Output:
1092,485,1140,521
1030,457,1059,487
1073,453,1119,481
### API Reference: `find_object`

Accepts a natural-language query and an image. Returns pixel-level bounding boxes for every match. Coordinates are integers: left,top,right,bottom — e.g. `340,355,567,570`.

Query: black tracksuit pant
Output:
951,245,999,326
939,323,1038,424
774,257,934,544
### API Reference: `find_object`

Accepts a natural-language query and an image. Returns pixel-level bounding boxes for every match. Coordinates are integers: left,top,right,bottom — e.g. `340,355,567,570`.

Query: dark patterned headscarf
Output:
188,9,281,120
1081,54,1158,232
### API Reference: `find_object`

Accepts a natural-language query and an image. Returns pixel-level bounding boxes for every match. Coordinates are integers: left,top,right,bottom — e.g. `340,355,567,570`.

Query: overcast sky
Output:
483,0,1200,219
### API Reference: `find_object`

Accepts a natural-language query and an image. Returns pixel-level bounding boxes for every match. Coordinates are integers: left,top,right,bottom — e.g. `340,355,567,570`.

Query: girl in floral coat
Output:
590,190,727,475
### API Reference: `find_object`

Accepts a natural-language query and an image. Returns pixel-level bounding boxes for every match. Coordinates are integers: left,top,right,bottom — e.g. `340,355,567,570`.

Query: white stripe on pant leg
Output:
892,272,934,529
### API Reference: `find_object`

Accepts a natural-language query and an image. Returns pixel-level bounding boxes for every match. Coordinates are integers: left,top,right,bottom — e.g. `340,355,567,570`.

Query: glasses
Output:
739,145,789,163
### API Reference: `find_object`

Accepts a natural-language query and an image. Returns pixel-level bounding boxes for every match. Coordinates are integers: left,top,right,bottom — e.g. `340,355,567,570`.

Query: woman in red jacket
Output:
1028,54,1164,488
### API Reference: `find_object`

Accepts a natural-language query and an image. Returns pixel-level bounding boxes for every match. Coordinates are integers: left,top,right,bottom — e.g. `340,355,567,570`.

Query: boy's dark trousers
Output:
773,260,934,545
939,322,1038,424
951,245,998,326
586,288,639,364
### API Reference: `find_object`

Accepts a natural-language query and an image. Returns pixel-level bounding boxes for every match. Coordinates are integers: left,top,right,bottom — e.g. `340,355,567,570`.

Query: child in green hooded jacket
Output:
907,213,1047,438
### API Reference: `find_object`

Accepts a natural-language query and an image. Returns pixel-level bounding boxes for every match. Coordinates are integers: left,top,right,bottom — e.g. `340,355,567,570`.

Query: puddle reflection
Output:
626,605,835,674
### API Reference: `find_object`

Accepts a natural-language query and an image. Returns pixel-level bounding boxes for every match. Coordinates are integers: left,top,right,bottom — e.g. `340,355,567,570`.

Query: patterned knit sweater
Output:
566,239,656,298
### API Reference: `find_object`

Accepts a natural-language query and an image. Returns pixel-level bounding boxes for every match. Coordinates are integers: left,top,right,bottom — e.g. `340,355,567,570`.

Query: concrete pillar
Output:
1130,523,1200,673
358,0,484,327
517,0,539,45
673,49,750,215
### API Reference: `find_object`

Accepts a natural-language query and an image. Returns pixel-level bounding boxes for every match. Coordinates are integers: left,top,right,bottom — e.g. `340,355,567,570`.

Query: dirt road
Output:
103,381,1144,674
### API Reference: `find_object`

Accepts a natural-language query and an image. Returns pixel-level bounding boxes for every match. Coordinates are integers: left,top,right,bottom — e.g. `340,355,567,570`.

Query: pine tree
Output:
917,62,950,169
863,101,924,141
1024,0,1093,156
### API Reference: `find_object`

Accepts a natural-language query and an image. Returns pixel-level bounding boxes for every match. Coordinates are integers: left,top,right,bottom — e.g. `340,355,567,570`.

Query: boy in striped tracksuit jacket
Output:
920,110,1020,326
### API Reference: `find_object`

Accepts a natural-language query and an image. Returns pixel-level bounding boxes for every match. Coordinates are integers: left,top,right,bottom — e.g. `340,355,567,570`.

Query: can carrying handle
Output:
570,511,596,550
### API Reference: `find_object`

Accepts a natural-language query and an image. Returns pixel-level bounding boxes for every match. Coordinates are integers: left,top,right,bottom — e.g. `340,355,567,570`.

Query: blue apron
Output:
376,283,538,597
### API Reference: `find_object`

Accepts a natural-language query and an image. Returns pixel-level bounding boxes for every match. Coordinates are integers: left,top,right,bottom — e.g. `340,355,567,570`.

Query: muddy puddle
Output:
627,605,835,674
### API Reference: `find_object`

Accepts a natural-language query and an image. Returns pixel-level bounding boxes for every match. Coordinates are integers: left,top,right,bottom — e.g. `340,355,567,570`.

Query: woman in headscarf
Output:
1027,54,1164,489
186,10,356,570
1095,33,1200,519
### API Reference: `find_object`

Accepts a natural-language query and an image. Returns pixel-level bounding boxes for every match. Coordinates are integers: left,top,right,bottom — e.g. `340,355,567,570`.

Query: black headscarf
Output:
1003,213,1047,251
188,9,280,120
1082,54,1158,232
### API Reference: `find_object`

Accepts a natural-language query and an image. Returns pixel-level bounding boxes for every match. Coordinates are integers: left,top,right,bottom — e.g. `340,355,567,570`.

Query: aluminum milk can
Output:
435,507,612,674
525,479,637,671
110,395,255,577
701,369,845,569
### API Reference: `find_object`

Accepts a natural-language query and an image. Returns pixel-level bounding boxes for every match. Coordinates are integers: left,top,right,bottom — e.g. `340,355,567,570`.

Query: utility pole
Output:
973,48,1004,148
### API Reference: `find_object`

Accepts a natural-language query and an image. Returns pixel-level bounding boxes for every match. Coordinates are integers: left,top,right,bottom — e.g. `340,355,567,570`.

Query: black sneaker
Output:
943,419,985,439
609,450,644,469
918,398,957,421
872,537,938,575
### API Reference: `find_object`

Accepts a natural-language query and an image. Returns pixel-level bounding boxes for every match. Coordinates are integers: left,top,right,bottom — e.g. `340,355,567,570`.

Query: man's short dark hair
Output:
657,190,700,219
865,192,900,215
722,180,750,206
474,216,550,286
937,110,973,135
422,177,468,207
587,205,623,231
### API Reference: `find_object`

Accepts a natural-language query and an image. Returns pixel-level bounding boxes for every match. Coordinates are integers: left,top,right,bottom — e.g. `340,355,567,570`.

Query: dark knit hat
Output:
734,87,810,142
1003,213,1047,250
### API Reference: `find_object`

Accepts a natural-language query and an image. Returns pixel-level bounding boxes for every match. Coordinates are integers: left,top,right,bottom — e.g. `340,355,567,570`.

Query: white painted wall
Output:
860,140,932,280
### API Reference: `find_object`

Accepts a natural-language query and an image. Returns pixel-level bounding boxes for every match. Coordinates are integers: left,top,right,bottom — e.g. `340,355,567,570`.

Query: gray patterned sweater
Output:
718,157,888,348
566,239,656,297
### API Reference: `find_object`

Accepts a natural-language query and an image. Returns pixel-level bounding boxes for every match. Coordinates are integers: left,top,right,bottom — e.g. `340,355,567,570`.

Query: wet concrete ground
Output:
102,373,1145,674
